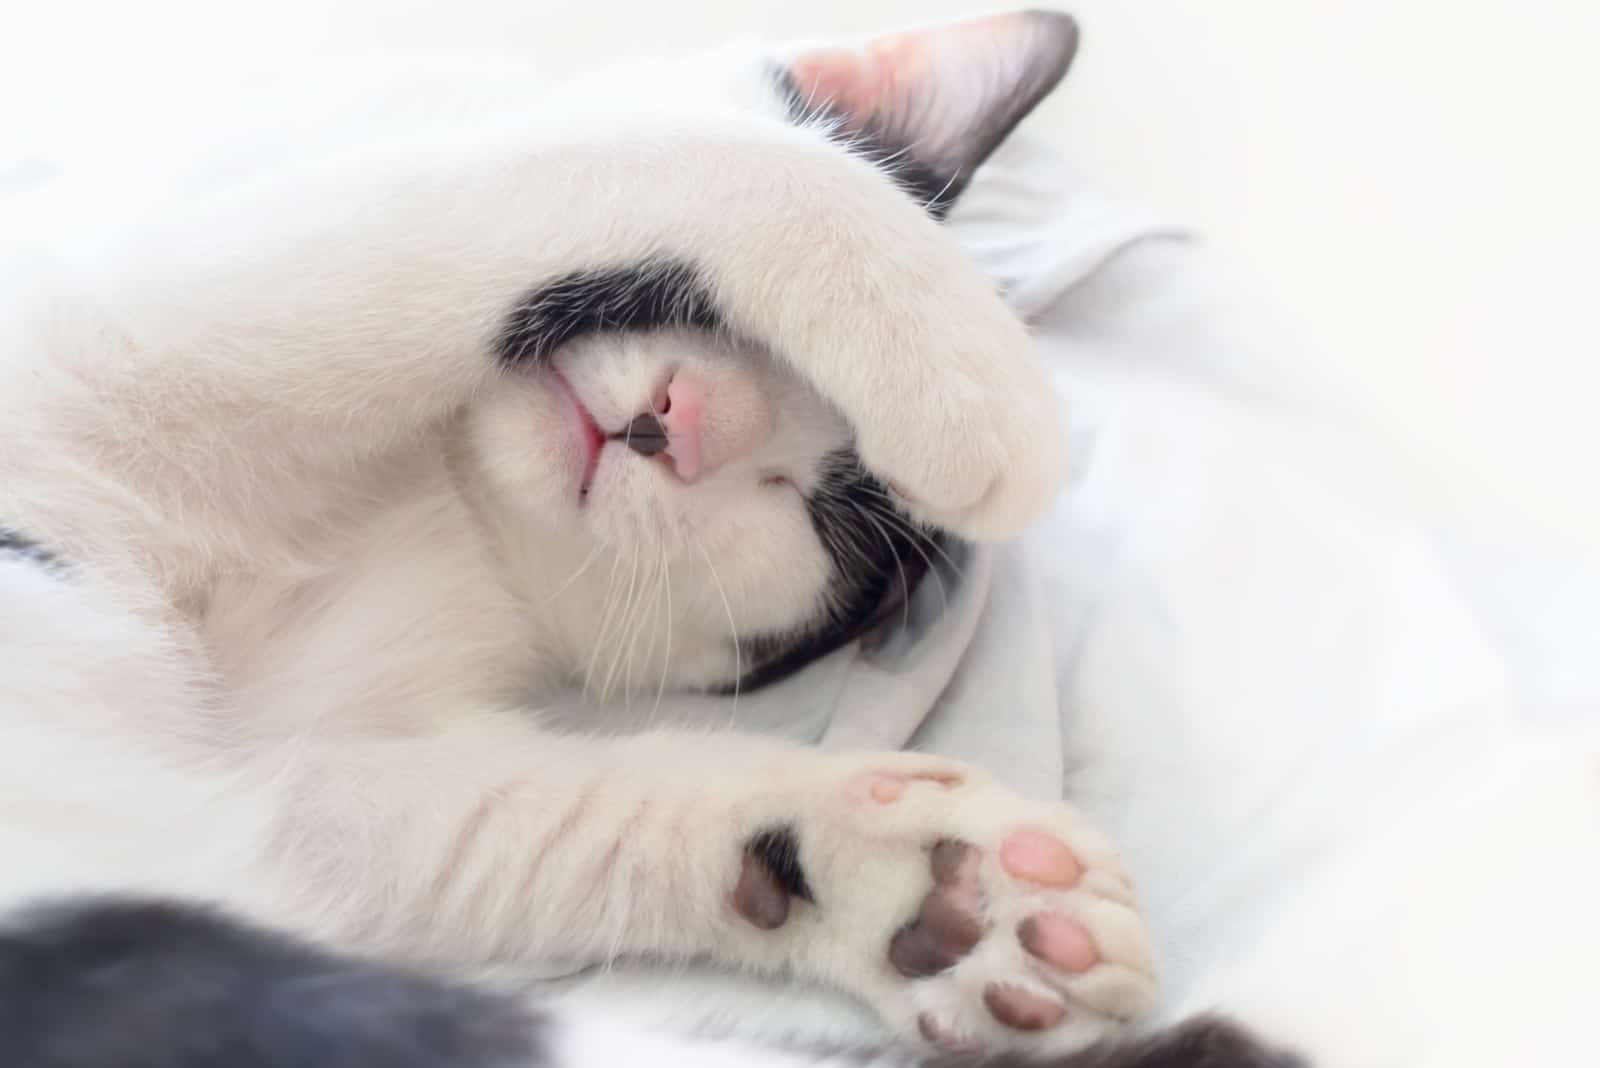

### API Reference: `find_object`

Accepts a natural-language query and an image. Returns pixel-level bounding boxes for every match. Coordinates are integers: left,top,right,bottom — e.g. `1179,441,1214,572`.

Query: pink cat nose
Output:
620,372,706,482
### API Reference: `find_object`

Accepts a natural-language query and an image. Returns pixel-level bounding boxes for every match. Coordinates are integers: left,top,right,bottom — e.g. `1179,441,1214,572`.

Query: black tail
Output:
0,899,545,1068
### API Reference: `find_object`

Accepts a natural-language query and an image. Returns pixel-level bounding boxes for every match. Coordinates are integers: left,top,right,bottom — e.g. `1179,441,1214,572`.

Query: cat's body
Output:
0,11,1293,1067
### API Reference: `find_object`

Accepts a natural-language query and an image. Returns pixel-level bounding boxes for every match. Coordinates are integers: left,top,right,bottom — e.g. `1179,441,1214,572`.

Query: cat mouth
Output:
547,371,604,498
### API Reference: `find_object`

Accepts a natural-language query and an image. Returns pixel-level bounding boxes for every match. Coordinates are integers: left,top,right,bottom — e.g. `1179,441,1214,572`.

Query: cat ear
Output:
779,9,1080,214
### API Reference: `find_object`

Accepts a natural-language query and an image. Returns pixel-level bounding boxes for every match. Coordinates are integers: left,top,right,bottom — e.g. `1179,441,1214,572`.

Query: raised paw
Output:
728,756,1156,1058
852,331,1068,543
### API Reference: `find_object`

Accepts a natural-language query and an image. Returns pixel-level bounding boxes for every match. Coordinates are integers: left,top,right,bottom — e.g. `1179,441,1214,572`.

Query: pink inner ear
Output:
789,35,932,133
782,11,1078,184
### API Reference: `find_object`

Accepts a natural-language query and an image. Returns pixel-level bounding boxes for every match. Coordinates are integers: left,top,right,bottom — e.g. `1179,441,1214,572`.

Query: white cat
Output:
0,11,1218,1067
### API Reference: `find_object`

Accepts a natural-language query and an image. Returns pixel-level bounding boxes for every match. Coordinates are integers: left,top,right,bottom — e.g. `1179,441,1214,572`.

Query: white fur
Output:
548,1009,915,1068
0,29,1126,1063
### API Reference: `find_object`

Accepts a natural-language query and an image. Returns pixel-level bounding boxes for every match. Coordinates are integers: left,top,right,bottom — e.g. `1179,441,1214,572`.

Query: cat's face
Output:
463,10,1078,696
468,327,928,694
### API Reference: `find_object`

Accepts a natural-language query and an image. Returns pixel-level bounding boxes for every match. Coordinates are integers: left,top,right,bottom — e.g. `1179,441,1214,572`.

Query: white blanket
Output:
554,134,1600,1066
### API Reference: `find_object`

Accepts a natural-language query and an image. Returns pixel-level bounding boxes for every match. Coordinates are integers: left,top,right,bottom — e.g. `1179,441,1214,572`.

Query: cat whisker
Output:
582,546,628,701
864,501,952,613
851,502,913,633
693,534,740,713
538,543,601,607
622,548,665,711
870,141,914,169
618,546,647,701
620,552,646,710
652,547,673,728
922,166,961,214
600,545,643,704
580,553,620,700
627,551,654,713
865,496,966,581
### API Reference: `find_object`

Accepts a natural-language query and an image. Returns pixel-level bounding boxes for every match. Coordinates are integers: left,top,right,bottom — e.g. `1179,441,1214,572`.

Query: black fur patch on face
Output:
772,70,959,219
0,899,546,1068
722,448,939,694
743,824,815,904
0,525,63,573
497,258,722,366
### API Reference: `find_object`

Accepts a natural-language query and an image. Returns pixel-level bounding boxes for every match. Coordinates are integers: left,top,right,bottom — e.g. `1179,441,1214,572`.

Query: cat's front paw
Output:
853,326,1068,543
731,754,1155,1057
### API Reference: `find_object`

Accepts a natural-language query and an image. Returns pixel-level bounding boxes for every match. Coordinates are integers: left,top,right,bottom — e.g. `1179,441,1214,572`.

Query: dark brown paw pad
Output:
732,825,812,930
889,839,985,977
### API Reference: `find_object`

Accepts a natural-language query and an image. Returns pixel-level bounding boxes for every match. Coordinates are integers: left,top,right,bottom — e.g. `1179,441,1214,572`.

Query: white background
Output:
4,0,1596,553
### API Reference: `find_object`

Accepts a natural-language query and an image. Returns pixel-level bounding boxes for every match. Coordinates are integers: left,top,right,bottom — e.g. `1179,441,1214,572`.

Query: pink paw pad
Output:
983,983,1067,1031
869,775,906,803
917,1011,978,1051
999,828,1083,888
859,770,962,805
1019,912,1099,973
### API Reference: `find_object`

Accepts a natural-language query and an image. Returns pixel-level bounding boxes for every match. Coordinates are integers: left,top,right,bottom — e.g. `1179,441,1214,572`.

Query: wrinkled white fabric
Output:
556,133,1600,1066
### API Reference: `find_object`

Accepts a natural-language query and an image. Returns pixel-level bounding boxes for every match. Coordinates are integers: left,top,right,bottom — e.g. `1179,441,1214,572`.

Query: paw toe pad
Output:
983,983,1067,1031
999,828,1083,887
892,830,1116,1042
890,839,985,977
1019,912,1098,973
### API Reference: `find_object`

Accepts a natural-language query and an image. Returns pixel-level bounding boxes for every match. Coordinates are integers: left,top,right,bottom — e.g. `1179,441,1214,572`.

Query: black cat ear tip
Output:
1024,9,1080,45
1017,9,1082,81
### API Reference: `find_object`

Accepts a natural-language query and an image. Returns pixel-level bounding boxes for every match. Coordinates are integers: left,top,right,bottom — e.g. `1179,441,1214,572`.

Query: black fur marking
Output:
926,1015,1311,1068
803,1015,1306,1067
0,524,63,572
496,258,723,366
719,448,943,694
0,899,547,1068
743,825,815,904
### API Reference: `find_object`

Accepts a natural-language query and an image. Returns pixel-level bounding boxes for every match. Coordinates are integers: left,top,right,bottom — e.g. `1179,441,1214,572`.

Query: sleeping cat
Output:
0,9,1293,1067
